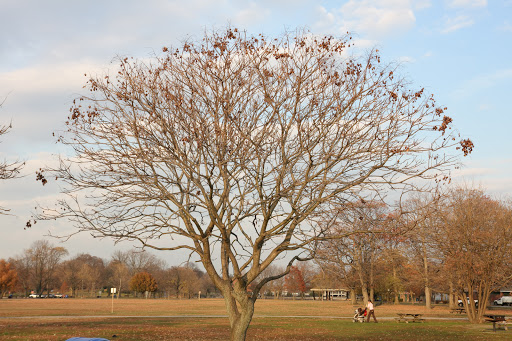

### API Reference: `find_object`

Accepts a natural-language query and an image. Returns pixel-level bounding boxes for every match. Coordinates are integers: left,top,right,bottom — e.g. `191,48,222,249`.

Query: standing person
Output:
366,299,378,323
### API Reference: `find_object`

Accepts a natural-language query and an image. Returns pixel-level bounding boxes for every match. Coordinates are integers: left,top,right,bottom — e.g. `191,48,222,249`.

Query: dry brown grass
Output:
1,298,510,318
1,299,512,340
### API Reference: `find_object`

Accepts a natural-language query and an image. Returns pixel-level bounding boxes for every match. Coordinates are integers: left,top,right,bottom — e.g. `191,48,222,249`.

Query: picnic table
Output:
450,308,466,314
395,313,425,323
484,314,508,332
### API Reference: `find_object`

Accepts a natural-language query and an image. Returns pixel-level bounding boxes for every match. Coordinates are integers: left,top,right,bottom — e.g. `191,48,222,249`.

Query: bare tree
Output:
17,240,68,295
258,265,285,298
438,187,512,323
316,201,388,303
74,253,105,297
38,28,469,340
162,265,200,298
59,257,83,297
8,256,31,297
112,250,165,275
105,259,130,298
403,193,444,309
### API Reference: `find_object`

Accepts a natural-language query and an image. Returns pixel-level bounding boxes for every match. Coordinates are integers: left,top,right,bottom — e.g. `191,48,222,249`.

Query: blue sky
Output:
0,0,511,262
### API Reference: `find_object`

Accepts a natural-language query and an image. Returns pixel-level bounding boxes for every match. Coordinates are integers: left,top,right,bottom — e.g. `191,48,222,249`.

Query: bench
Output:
484,315,507,332
395,313,425,323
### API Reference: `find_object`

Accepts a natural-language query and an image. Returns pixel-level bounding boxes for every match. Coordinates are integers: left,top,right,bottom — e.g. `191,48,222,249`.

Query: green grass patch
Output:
2,318,510,340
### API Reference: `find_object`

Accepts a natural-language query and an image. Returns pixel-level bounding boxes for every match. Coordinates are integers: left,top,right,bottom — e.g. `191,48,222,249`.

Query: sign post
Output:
110,288,117,313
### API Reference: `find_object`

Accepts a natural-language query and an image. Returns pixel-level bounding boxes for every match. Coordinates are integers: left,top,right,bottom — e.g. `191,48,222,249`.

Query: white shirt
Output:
367,301,374,310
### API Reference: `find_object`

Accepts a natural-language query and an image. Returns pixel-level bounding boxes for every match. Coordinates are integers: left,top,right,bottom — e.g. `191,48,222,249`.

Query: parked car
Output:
458,298,478,308
28,294,40,298
494,296,512,306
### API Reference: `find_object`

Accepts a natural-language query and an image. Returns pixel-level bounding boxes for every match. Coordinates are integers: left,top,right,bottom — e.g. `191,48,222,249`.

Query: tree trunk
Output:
362,284,369,304
448,281,456,309
350,288,357,305
370,248,375,302
423,247,432,309
224,292,255,341
425,286,432,309
393,266,399,305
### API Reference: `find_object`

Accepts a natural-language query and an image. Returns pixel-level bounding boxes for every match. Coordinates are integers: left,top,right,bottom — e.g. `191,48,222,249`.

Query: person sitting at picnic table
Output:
366,299,378,323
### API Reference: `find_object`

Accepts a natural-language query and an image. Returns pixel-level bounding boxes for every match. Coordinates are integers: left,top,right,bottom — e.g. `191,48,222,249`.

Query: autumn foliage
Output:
284,266,306,297
130,271,157,295
439,188,512,323
0,259,18,297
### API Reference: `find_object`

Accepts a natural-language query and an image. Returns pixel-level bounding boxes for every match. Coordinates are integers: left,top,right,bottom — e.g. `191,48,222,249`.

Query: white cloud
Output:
447,0,487,8
452,68,512,98
441,14,474,33
398,55,416,63
0,62,102,96
314,0,416,40
452,159,512,196
233,2,271,27
414,0,432,10
499,21,512,32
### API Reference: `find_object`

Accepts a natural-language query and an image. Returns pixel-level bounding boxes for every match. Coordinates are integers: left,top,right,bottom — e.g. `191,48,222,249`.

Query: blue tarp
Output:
66,338,110,341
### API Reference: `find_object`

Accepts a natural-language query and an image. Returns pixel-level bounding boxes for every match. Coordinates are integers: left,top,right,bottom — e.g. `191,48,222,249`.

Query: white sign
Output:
111,288,117,294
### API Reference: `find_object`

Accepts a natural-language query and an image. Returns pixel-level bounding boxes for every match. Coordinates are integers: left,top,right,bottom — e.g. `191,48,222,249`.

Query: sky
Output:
0,0,511,264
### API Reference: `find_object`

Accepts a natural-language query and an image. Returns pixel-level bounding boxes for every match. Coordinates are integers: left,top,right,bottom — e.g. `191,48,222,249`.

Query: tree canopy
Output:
38,28,470,340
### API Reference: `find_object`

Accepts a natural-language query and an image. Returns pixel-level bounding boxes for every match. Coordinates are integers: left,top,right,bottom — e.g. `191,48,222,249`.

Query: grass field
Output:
1,298,511,340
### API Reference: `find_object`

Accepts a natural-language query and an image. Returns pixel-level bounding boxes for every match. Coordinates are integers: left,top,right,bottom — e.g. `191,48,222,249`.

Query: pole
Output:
111,288,116,313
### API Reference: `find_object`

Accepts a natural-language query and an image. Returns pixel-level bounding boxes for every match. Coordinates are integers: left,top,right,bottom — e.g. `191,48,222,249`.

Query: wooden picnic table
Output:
395,313,425,323
484,314,507,332
450,308,466,314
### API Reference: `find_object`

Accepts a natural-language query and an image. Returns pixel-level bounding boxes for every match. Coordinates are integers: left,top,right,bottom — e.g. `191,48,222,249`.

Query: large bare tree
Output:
38,28,470,340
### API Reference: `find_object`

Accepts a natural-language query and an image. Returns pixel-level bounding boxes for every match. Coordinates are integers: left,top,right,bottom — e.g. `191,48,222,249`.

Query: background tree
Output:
8,256,30,296
316,201,388,303
258,265,285,298
161,265,200,299
38,28,469,340
75,254,105,297
130,271,157,298
403,193,443,309
296,262,316,296
18,240,68,295
105,258,131,298
438,187,512,323
284,266,306,299
112,250,165,275
380,216,407,305
0,259,18,297
59,256,83,297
